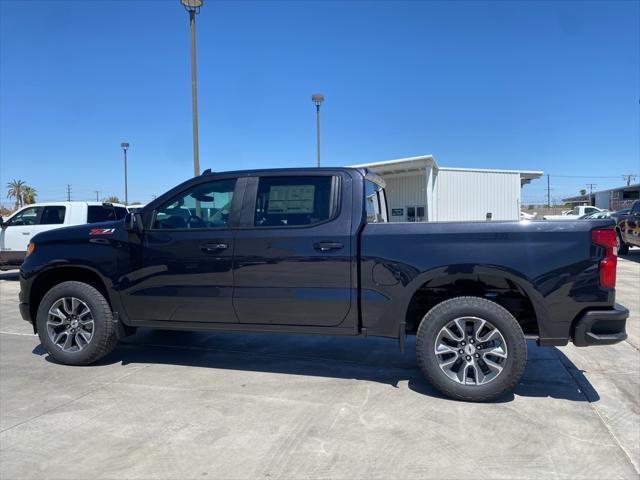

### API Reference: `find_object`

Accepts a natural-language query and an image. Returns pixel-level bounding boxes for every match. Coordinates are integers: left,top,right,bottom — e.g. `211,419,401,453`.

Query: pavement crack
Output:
552,348,639,475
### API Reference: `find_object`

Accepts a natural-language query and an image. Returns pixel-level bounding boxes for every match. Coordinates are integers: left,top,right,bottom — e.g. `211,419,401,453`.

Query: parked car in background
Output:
615,200,640,254
18,167,628,402
543,205,608,220
520,211,537,220
579,211,614,220
1,202,127,270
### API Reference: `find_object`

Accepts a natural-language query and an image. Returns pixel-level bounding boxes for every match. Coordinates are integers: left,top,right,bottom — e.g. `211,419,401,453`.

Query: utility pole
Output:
622,174,637,186
95,191,101,202
586,183,597,205
66,184,72,202
546,174,551,207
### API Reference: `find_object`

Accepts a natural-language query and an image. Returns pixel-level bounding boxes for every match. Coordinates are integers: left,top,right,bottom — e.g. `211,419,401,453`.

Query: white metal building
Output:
351,155,542,222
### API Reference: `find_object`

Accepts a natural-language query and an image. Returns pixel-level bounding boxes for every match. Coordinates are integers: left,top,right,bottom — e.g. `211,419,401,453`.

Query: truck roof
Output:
200,166,386,188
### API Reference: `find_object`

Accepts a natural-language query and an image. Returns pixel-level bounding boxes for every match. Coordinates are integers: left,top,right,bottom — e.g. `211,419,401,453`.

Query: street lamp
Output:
121,142,129,205
180,0,203,177
311,93,324,167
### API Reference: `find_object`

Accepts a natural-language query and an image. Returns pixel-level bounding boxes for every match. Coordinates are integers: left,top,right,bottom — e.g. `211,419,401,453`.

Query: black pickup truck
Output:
18,168,628,401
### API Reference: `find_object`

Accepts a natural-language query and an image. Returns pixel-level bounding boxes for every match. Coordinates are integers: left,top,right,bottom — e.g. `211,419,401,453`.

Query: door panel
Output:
120,177,240,323
1,206,42,254
233,174,354,327
124,229,236,322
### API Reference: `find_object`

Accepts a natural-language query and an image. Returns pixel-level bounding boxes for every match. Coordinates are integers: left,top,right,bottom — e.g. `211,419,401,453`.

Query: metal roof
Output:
350,155,543,185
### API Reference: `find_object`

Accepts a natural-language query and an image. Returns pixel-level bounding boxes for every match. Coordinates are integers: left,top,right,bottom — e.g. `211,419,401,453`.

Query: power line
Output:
622,174,637,186
547,174,623,179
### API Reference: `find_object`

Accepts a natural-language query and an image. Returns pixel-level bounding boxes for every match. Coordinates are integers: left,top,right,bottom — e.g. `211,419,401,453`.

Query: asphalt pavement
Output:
1,252,638,479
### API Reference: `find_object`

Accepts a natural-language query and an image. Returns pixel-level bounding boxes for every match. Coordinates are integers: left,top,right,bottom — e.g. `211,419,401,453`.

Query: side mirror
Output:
124,212,144,234
0,217,7,229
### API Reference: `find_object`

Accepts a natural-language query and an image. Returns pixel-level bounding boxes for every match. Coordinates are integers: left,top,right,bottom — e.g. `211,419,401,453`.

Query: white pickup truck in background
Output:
543,205,608,220
0,202,127,270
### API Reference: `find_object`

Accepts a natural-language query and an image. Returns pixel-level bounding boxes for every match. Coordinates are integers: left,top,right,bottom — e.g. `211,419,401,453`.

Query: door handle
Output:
313,241,344,252
22,232,30,235
201,243,228,252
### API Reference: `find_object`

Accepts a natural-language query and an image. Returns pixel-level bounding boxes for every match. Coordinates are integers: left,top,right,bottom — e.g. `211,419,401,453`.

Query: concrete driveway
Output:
1,253,638,479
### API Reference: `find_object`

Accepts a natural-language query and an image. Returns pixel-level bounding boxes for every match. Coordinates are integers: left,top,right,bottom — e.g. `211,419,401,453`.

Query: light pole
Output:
121,142,129,205
180,0,203,177
311,93,324,167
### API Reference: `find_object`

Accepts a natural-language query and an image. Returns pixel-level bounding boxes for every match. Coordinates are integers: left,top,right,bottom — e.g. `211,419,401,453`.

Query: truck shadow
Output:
0,270,20,281
619,249,640,264
38,330,599,403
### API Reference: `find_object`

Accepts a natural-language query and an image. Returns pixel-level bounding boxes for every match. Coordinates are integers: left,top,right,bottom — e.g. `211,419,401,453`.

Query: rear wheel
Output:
416,296,527,402
36,281,118,365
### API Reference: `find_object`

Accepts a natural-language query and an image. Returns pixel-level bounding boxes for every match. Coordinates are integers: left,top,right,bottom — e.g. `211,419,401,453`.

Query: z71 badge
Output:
89,228,115,236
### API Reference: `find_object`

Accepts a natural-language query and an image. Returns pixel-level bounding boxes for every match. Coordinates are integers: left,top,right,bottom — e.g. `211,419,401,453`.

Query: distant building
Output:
350,155,542,222
563,184,640,210
594,184,640,210
562,194,591,208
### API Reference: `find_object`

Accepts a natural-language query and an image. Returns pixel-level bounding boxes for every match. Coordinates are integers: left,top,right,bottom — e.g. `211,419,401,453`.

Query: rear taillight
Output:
591,228,617,288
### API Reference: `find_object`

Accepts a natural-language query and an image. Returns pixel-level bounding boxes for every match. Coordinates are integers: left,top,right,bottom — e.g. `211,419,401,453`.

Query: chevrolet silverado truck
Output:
18,168,628,401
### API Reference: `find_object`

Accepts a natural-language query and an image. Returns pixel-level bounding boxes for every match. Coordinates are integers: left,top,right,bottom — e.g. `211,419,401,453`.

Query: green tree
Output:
579,189,587,196
6,179,27,209
102,196,121,204
22,186,37,205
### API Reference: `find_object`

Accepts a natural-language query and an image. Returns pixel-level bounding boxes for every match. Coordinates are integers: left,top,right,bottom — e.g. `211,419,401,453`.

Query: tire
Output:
617,230,629,255
36,281,118,365
416,296,527,402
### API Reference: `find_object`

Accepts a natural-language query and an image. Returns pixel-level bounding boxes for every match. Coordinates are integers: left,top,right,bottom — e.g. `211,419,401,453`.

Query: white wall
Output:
594,191,610,209
383,172,427,222
432,169,521,221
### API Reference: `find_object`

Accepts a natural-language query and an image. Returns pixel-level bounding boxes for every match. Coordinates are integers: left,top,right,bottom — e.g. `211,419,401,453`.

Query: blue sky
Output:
1,0,638,205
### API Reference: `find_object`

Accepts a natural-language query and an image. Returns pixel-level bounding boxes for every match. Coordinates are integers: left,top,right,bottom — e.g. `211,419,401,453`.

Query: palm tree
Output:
103,196,121,204
22,186,37,205
6,179,27,209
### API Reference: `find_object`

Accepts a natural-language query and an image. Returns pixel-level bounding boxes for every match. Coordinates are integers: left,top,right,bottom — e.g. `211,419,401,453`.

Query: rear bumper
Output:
572,304,628,347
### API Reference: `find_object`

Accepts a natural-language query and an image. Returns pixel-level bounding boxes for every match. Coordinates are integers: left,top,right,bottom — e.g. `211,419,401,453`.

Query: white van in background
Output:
0,202,127,270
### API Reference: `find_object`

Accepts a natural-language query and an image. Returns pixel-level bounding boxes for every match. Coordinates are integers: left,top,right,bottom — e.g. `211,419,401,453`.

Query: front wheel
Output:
416,296,527,402
36,281,118,365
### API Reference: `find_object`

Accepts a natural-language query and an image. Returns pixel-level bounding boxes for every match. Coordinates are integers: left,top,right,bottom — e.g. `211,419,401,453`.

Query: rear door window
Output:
88,205,119,223
40,206,66,225
114,207,128,219
253,176,336,227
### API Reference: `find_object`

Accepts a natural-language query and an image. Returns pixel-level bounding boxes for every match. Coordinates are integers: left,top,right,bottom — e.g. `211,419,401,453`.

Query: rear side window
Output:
40,206,66,225
254,176,336,227
114,207,128,219
365,180,387,223
88,206,119,223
